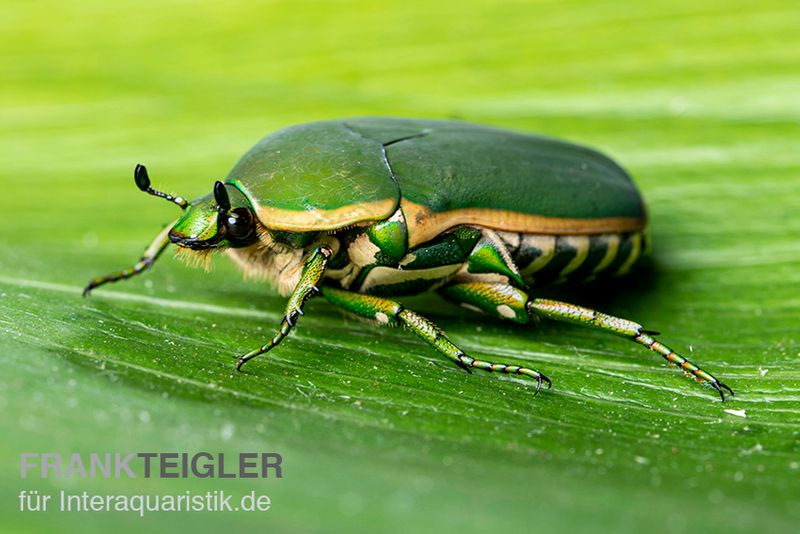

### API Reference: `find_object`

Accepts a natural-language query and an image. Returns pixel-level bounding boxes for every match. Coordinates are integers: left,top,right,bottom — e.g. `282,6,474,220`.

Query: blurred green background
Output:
1,0,799,532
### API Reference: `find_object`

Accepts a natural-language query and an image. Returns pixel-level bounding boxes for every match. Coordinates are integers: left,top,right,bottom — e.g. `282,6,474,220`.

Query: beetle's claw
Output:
711,380,734,401
234,355,248,372
541,373,552,390
82,280,100,297
533,373,552,396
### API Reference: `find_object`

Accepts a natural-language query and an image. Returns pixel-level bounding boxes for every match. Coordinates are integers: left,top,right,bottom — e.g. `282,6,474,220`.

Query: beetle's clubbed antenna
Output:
134,164,189,209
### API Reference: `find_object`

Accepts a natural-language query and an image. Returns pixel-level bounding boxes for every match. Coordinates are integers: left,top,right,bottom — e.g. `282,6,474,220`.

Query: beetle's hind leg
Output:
321,286,551,394
438,280,733,401
83,220,176,296
530,298,733,400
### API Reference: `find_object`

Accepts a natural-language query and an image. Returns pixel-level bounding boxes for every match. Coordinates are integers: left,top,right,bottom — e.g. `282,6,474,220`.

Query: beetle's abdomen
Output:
508,230,648,286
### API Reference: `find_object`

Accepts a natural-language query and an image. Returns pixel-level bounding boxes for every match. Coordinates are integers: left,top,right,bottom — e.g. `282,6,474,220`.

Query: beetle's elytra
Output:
85,117,732,401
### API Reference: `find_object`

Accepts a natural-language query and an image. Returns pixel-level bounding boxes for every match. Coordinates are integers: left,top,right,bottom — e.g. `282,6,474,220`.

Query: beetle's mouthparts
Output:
135,164,190,210
168,232,220,250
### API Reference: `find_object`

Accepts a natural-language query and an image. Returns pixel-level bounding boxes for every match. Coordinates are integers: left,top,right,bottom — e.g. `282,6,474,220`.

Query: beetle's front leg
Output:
235,245,332,370
83,219,177,296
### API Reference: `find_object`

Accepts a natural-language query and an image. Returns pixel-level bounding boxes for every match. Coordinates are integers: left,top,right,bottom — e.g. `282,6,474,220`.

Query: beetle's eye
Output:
225,208,254,239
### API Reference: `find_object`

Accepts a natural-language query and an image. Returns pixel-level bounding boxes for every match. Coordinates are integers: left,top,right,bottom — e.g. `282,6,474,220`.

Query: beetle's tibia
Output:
529,298,735,401
320,286,551,395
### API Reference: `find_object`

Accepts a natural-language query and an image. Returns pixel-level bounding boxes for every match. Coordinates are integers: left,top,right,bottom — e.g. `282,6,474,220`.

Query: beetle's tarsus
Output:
234,355,248,372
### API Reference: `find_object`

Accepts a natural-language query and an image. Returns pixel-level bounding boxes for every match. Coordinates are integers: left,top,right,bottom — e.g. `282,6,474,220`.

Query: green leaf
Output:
1,0,798,532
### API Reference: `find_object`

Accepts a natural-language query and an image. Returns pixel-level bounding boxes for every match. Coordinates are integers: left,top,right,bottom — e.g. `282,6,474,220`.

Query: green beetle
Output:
85,117,733,401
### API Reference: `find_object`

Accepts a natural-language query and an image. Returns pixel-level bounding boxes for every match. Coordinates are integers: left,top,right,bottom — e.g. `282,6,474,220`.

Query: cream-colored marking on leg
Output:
496,304,516,319
450,270,510,284
398,253,417,267
348,233,382,267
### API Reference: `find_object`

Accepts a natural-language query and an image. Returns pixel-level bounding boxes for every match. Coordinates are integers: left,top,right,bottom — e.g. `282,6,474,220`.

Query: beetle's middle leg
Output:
320,285,551,393
438,280,734,401
235,245,332,370
83,219,177,296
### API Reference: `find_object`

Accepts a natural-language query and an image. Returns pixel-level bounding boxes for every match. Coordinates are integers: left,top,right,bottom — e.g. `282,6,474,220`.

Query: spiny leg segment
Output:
83,220,176,296
439,281,733,401
529,299,733,400
235,245,332,370
320,286,551,393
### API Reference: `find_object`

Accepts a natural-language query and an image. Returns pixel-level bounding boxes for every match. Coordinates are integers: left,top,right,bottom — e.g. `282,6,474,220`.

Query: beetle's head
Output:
169,181,258,250
133,164,258,251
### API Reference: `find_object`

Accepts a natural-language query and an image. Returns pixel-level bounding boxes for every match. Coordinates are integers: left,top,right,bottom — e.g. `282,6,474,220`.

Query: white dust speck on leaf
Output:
739,443,763,457
634,456,649,465
724,408,746,418
758,367,768,377
138,410,151,424
221,422,235,441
